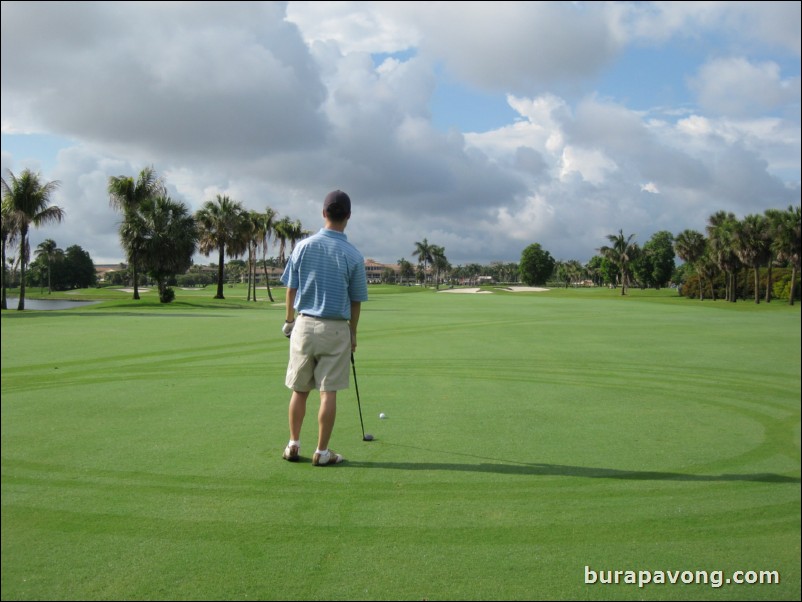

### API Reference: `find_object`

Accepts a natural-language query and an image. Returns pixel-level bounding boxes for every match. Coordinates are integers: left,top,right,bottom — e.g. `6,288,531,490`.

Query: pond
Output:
4,297,101,311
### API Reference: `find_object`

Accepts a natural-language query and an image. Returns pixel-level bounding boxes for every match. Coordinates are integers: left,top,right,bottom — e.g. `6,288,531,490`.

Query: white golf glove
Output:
282,320,295,338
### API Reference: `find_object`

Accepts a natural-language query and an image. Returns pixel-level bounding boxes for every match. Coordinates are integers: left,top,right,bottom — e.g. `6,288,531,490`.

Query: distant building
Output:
364,258,399,283
94,264,127,283
95,260,396,285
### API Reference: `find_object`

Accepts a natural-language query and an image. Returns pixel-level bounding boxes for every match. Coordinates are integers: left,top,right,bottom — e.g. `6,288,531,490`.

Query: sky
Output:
1,1,800,267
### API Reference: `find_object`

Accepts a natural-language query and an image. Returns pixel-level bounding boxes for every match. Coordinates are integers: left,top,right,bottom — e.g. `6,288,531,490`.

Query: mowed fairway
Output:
2,286,800,601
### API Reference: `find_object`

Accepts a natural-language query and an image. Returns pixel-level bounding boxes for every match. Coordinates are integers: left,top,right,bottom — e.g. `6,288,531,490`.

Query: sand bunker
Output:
438,287,491,294
438,286,549,294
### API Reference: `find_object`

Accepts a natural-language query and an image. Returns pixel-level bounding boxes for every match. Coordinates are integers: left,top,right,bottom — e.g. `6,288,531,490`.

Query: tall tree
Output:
35,238,62,294
108,166,165,300
139,196,198,303
519,243,555,286
273,216,294,267
1,169,64,310
413,238,434,286
598,230,638,295
763,208,788,303
674,229,707,300
244,210,263,302
773,204,801,306
258,207,278,302
706,211,741,302
733,213,770,304
195,194,246,299
397,258,414,284
430,245,448,290
698,251,720,301
1,199,22,309
636,231,675,290
288,219,309,253
61,245,98,290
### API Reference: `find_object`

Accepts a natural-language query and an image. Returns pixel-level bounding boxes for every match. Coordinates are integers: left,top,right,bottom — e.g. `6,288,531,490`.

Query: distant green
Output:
2,285,800,600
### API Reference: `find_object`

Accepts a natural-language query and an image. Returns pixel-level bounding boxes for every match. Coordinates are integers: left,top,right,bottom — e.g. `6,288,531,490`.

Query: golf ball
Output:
379,412,387,419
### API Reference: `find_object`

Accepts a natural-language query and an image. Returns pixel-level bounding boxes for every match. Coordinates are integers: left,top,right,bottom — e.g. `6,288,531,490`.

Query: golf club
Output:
351,352,374,441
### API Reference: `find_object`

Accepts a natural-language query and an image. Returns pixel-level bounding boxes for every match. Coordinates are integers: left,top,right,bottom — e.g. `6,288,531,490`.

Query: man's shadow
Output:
347,443,800,484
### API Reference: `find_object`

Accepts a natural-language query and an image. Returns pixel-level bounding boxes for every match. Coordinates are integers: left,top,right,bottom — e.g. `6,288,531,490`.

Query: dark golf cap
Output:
323,189,351,216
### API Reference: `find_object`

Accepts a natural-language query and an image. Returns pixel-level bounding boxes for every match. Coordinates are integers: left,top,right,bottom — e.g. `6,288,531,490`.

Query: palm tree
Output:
35,239,62,294
598,230,638,295
763,208,787,303
258,207,278,302
674,229,707,300
698,250,720,301
430,245,448,289
1,169,64,310
397,258,414,284
108,166,165,300
706,211,740,302
273,217,309,265
288,219,309,254
244,210,264,302
773,204,801,305
138,196,198,303
273,216,294,267
195,194,247,299
733,213,770,304
413,238,434,286
1,199,22,309
118,212,149,294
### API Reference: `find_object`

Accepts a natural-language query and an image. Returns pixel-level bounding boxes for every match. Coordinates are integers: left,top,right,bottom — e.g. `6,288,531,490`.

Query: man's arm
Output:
349,301,361,352
285,288,297,323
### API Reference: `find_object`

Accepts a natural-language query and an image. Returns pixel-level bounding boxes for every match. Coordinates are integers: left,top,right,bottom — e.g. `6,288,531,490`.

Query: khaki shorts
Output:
285,315,351,392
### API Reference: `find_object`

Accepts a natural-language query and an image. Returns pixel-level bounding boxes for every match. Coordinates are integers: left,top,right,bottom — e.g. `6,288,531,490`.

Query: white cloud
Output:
619,1,801,55
2,1,799,268
689,57,801,117
286,0,421,54
559,146,618,186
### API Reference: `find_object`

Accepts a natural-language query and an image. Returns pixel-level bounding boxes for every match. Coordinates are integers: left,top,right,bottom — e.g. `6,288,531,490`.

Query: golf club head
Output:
363,434,375,441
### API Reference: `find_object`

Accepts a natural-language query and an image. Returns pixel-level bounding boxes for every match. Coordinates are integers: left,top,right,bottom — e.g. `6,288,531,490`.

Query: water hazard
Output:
4,297,100,311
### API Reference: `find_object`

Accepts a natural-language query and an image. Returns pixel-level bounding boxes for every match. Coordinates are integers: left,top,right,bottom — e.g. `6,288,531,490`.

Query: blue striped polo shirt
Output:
281,228,368,320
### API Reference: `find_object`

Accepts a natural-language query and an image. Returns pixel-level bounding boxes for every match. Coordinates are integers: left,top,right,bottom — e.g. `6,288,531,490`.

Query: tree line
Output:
515,206,800,306
2,166,310,308
3,166,800,308
410,208,800,306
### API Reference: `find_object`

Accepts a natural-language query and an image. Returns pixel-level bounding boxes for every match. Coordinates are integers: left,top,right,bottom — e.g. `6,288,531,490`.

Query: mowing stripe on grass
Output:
2,287,799,600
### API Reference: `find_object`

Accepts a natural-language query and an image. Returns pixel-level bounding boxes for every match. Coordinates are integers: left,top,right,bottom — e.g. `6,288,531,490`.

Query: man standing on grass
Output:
280,190,368,466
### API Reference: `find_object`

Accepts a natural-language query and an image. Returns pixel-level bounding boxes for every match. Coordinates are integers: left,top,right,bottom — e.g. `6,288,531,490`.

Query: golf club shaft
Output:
351,353,366,439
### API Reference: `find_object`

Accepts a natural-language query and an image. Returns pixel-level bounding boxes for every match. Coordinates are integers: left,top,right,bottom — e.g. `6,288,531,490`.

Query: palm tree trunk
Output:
262,252,273,303
726,270,733,302
250,248,257,302
262,262,275,302
246,250,252,301
1,240,7,310
753,267,760,304
765,263,772,303
790,266,797,306
216,245,225,299
17,230,28,310
131,252,141,300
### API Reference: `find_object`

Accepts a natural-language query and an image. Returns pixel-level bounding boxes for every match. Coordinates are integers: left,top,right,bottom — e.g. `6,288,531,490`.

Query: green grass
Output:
2,286,800,600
